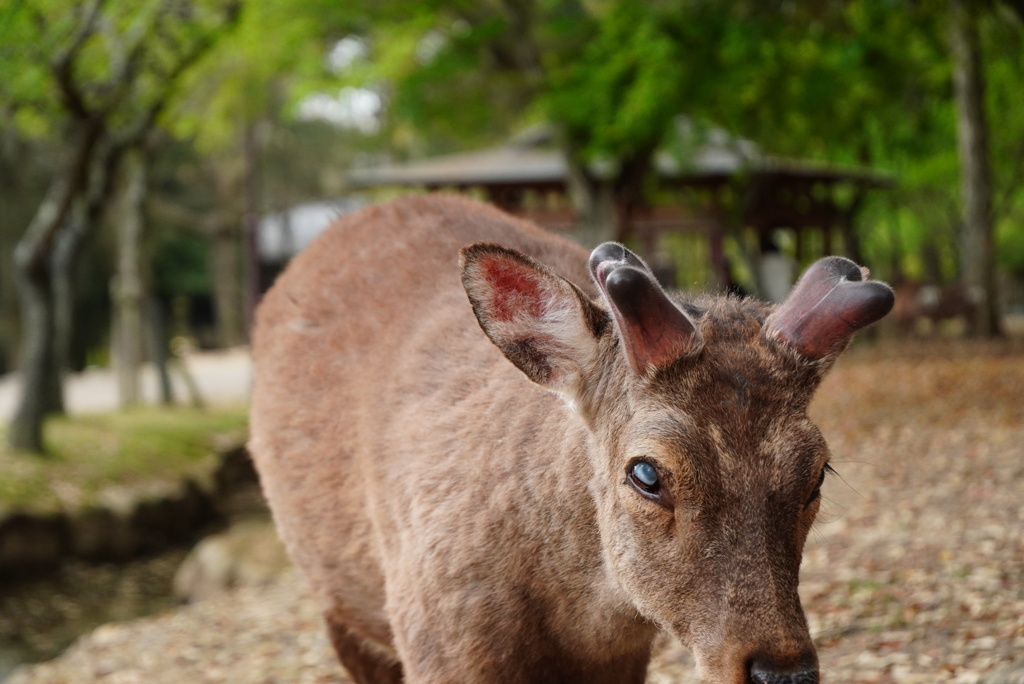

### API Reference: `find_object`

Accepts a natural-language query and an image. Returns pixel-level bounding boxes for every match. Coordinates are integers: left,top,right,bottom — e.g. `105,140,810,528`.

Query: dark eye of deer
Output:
629,461,660,492
806,466,829,508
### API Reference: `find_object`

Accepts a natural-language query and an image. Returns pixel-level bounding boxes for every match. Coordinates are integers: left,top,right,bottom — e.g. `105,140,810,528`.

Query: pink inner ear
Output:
766,257,895,359
481,257,546,322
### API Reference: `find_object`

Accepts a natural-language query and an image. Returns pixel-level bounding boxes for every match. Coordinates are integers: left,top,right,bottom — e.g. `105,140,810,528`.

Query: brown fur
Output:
250,195,892,683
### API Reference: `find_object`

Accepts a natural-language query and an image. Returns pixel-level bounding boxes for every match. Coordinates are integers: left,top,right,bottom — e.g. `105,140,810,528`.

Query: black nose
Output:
749,667,819,684
749,651,819,684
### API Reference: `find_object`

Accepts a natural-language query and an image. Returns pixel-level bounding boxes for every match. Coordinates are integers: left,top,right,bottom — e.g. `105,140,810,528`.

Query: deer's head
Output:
461,242,893,683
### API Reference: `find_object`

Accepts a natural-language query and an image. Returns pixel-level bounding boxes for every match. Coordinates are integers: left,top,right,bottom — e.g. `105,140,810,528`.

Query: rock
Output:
0,445,250,575
173,519,291,603
0,513,69,574
67,507,122,559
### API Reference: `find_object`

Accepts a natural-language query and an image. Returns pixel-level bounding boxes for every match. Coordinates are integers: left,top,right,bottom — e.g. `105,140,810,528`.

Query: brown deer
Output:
249,194,894,684
890,278,983,336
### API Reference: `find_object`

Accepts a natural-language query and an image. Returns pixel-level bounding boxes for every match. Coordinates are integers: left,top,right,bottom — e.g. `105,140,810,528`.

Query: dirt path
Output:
8,340,1024,683
0,349,251,419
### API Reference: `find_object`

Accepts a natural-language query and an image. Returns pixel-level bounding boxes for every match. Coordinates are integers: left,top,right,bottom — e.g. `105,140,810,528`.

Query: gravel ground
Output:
8,340,1023,683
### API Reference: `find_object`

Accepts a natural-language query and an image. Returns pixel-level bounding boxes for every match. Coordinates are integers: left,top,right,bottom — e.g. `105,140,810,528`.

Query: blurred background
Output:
1,0,1023,682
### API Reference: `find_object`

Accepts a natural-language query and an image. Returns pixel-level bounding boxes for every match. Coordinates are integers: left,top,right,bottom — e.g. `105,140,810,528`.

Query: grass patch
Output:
0,405,248,514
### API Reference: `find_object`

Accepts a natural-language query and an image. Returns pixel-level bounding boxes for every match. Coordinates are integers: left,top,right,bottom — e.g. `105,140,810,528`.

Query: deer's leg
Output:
388,590,651,684
324,611,403,684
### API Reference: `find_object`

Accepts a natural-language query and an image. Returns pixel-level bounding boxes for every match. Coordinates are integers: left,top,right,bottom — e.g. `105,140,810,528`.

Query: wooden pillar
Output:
707,189,729,291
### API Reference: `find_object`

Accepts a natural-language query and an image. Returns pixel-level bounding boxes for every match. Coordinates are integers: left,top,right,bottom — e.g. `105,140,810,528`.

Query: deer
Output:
890,278,983,337
249,194,894,684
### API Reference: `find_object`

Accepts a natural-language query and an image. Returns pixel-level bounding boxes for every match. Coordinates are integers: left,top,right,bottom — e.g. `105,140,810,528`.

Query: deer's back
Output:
249,194,600,654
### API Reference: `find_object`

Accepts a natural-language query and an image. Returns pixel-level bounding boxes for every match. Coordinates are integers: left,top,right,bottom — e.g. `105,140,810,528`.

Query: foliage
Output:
167,0,333,148
152,230,211,297
986,10,1024,273
0,405,247,513
278,0,1024,282
7,0,1022,283
1,0,245,453
544,1,696,160
3,0,1024,390
0,0,241,137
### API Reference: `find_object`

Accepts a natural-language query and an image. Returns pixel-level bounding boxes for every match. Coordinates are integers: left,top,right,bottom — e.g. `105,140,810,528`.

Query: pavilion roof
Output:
348,122,894,190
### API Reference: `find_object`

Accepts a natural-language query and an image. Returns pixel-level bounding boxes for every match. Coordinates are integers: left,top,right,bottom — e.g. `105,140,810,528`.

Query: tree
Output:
161,0,372,345
177,0,1024,335
1,0,240,452
950,0,1003,336
112,145,149,405
0,121,54,375
295,0,723,243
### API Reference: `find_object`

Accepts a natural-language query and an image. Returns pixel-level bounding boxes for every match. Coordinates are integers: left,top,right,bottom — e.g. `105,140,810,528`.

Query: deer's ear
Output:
764,256,895,360
460,243,604,393
589,242,703,374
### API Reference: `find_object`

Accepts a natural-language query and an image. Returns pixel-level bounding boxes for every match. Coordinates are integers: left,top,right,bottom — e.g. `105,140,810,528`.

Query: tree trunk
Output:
8,120,104,452
55,137,121,382
204,149,248,348
611,148,656,245
9,182,68,452
242,121,263,338
146,296,174,405
558,127,617,248
52,199,90,407
562,147,655,249
837,186,867,268
950,0,1002,337
565,164,617,248
0,129,28,375
209,217,245,347
113,147,148,407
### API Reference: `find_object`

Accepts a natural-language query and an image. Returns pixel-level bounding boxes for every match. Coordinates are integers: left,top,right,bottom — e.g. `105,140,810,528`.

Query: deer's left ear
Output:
764,256,895,360
461,243,605,394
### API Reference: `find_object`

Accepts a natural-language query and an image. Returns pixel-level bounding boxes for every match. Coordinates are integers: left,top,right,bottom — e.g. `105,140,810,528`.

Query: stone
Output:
173,519,291,603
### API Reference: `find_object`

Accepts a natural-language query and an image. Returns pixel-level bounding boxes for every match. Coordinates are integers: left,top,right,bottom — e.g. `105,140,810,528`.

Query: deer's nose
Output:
748,658,819,684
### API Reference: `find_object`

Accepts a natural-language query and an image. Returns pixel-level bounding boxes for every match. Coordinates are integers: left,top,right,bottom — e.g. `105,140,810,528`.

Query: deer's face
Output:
590,314,827,682
461,241,893,684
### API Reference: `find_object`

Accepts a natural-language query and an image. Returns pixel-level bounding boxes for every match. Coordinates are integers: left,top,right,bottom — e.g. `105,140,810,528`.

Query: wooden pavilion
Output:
348,123,893,295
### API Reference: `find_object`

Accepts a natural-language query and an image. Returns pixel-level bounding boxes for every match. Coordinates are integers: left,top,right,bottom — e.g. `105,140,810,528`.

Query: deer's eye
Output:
806,464,832,508
632,461,659,487
628,460,661,494
626,459,676,510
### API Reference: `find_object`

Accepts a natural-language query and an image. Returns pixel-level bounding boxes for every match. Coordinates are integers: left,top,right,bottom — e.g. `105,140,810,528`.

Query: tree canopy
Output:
1,0,1022,452
271,0,1022,287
